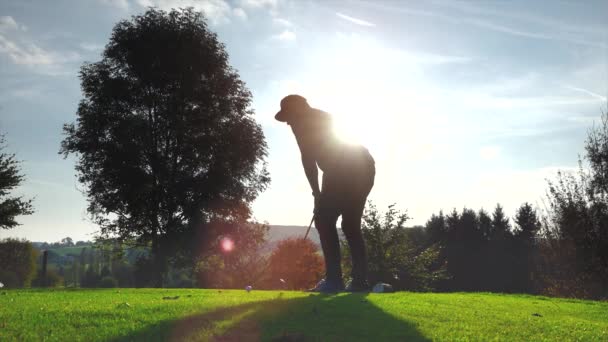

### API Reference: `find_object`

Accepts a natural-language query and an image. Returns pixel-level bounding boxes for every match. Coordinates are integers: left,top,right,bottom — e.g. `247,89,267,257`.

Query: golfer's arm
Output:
301,154,321,196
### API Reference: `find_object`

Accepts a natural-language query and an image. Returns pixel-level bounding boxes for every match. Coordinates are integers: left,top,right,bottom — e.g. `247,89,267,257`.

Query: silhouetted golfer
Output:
275,95,375,292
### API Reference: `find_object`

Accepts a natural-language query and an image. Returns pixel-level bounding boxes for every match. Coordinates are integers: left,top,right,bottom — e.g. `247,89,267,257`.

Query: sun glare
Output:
220,237,234,252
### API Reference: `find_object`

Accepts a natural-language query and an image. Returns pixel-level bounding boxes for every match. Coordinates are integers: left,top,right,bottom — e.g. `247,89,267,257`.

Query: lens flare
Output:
220,237,234,252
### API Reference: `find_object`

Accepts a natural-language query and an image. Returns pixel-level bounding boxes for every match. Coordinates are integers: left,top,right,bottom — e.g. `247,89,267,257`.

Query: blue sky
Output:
0,0,606,242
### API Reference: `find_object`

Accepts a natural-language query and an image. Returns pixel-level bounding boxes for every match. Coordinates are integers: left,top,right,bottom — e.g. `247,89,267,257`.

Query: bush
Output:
99,276,118,288
265,238,324,290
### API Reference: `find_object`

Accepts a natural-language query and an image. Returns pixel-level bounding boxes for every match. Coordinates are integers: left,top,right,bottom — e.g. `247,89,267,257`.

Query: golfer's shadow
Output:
115,292,429,341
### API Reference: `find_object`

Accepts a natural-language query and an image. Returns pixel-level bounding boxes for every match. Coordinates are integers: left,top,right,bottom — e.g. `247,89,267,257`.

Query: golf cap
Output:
275,94,309,122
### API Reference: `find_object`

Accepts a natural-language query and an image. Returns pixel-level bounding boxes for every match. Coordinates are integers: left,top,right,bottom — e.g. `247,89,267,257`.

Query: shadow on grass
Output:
112,293,429,341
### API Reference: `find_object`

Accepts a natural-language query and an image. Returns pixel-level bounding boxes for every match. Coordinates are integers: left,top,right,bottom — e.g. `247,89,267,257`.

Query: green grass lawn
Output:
1,289,606,341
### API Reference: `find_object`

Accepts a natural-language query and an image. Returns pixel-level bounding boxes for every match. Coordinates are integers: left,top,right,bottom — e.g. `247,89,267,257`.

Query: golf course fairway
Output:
1,289,606,341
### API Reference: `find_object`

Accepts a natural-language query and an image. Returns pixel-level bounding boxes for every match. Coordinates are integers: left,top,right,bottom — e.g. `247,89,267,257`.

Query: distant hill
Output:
46,246,90,257
30,225,322,262
267,225,320,245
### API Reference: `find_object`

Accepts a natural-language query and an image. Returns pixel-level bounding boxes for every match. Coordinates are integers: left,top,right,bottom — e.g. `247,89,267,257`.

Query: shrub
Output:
265,238,324,290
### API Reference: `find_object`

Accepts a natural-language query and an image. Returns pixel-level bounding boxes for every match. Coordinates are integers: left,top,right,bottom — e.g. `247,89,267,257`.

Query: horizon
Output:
1,0,607,242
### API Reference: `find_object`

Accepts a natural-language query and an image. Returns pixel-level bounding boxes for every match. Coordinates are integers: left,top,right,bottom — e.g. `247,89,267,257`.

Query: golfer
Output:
275,95,375,292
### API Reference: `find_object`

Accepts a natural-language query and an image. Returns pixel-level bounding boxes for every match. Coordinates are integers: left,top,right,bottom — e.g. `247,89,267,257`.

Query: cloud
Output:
80,42,104,52
336,12,375,27
0,17,81,75
563,86,607,101
240,0,278,9
99,0,129,10
273,29,295,41
358,1,607,48
0,34,55,66
0,16,19,31
232,7,247,20
273,18,292,27
240,0,280,16
136,0,233,24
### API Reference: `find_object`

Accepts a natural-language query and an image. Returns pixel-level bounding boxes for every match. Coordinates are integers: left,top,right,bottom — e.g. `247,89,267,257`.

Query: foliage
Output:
0,238,37,287
265,237,324,290
538,109,608,298
514,202,541,241
60,8,269,286
0,135,33,229
1,289,606,341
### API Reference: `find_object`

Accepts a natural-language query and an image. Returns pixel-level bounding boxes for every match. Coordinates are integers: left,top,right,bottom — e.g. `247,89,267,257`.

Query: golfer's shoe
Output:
307,278,344,293
345,279,371,292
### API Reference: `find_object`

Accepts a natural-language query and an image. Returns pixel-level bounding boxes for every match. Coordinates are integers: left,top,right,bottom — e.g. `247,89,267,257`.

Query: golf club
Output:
304,214,315,239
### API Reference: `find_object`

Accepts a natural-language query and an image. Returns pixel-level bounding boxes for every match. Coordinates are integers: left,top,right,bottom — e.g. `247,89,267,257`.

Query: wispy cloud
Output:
273,18,292,27
358,1,607,48
98,0,129,10
336,12,375,27
0,34,53,66
79,42,104,52
564,86,607,101
0,16,19,31
233,7,247,20
273,29,295,41
240,0,278,9
0,17,80,75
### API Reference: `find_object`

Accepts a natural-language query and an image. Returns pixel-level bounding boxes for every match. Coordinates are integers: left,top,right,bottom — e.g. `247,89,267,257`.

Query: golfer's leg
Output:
341,199,368,286
315,211,342,287
342,161,374,287
316,173,343,288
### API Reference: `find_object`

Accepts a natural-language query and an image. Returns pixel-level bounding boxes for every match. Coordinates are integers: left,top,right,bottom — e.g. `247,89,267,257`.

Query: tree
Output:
425,211,447,244
490,204,512,240
540,109,608,297
513,202,541,292
60,8,269,286
0,134,33,229
478,209,493,240
265,238,324,290
514,202,541,241
0,238,38,287
60,237,74,247
444,208,485,291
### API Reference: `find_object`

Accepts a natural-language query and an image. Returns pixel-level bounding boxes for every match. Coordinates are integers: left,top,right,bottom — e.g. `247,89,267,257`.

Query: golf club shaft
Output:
304,215,315,239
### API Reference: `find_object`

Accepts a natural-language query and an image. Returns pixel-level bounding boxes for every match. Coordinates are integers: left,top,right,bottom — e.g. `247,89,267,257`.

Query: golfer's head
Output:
275,94,310,124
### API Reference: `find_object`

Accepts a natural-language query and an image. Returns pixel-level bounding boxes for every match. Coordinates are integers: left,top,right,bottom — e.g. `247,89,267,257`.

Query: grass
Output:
0,289,606,341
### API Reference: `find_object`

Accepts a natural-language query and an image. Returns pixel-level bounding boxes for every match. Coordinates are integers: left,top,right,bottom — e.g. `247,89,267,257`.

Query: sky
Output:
0,0,607,242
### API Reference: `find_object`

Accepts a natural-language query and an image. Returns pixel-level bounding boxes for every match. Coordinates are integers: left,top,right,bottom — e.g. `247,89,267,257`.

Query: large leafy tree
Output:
0,134,33,229
60,8,269,286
